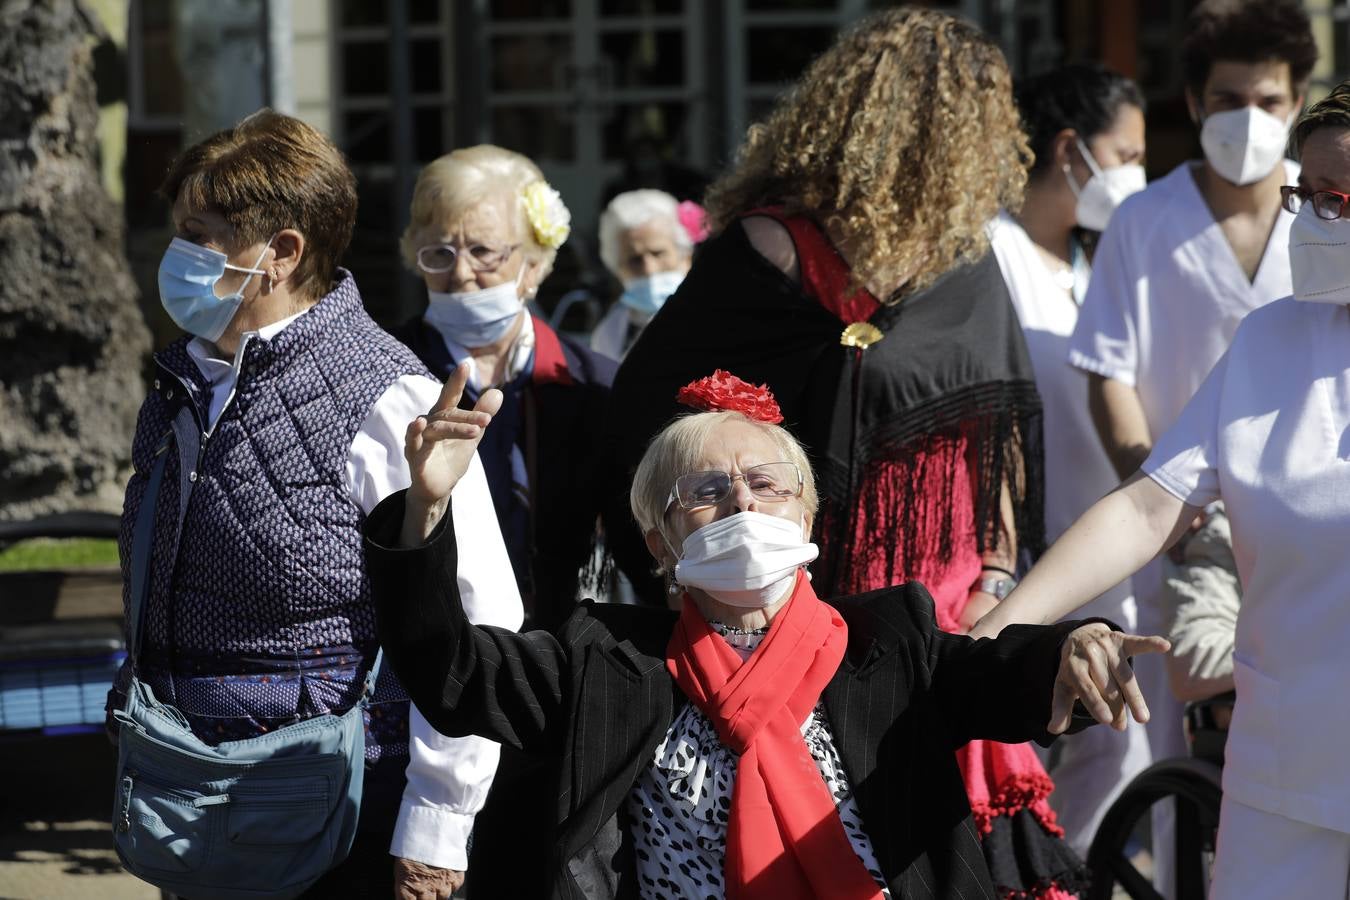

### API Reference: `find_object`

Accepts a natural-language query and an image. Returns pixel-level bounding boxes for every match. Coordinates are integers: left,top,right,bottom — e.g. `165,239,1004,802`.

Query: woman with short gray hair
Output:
592,188,694,360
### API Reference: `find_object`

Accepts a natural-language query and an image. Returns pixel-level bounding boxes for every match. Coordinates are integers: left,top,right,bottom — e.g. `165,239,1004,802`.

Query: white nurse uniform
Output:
1145,296,1350,898
990,213,1151,856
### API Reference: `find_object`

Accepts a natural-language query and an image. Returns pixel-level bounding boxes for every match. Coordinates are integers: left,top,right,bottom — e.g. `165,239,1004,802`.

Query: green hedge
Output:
0,538,120,572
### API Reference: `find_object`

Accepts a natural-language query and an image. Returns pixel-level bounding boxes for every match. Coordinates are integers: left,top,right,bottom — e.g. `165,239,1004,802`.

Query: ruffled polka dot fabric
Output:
627,700,891,899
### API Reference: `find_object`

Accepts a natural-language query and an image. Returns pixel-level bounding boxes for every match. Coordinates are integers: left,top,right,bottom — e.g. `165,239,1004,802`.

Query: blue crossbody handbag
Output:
112,437,380,899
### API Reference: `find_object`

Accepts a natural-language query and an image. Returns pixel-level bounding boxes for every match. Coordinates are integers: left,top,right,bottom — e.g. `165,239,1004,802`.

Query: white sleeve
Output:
390,707,503,870
347,374,525,868
1068,214,1141,387
1141,347,1228,509
346,374,440,517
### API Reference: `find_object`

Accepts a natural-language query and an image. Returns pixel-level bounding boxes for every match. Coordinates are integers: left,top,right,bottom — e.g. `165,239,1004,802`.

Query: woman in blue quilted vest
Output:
107,109,523,898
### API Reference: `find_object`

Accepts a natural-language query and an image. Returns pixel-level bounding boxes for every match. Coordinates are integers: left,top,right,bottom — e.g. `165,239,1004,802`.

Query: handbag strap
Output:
360,648,384,707
127,438,172,668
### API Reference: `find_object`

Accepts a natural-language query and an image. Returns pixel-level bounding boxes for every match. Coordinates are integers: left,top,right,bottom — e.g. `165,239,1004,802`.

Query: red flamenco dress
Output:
759,210,1085,900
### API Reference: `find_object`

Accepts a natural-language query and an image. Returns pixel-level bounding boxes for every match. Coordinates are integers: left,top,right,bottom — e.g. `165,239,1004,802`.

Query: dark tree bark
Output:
0,0,150,520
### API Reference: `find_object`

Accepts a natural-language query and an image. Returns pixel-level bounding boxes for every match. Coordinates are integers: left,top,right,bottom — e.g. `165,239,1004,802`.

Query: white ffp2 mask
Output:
670,511,818,608
1199,106,1292,186
1065,139,1146,232
1290,203,1350,305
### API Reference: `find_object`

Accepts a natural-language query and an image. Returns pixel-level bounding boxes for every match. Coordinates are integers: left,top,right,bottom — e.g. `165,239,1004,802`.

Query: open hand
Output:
400,362,502,545
1049,623,1170,734
405,362,502,506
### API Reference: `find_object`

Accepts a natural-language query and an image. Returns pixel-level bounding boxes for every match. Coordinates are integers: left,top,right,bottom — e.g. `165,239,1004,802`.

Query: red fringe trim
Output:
967,771,1064,838
1002,881,1079,900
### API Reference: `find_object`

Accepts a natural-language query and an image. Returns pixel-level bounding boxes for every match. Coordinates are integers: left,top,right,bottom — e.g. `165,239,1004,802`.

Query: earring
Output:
667,580,681,597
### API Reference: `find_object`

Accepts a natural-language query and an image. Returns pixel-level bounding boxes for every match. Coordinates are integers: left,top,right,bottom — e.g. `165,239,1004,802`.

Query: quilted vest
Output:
117,271,428,759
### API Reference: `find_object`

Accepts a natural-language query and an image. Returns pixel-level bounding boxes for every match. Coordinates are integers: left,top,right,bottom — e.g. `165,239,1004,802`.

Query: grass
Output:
0,539,120,572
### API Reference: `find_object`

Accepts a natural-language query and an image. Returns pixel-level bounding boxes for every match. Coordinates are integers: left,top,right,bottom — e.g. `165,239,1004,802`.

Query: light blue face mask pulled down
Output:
620,269,686,316
157,237,272,342
424,272,525,348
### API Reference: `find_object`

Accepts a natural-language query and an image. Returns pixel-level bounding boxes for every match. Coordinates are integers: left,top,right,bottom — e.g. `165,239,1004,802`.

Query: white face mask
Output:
669,510,819,608
424,270,524,348
1289,203,1350,305
1199,106,1293,186
1064,139,1146,232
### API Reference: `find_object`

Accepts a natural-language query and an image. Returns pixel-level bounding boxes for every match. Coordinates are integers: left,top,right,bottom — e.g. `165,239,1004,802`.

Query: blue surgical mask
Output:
157,237,272,342
620,269,684,316
424,272,524,347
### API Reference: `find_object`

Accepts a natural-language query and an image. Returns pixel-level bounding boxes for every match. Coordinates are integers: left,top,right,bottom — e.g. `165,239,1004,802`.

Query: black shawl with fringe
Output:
601,217,1044,602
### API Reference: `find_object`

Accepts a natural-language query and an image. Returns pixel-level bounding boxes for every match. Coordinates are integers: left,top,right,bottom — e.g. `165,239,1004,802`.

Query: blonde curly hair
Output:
704,7,1030,302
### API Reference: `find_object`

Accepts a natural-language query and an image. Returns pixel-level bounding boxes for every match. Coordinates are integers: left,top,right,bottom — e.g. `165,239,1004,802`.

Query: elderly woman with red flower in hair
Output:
363,366,1168,900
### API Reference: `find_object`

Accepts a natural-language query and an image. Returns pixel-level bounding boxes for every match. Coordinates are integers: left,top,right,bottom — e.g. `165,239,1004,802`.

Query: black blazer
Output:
365,493,1096,899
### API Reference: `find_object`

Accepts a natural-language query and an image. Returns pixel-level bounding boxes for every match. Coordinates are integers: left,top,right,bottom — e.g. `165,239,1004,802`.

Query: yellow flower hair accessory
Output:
522,181,571,249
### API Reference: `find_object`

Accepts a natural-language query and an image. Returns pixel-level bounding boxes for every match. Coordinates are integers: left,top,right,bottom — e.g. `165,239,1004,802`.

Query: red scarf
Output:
665,571,885,900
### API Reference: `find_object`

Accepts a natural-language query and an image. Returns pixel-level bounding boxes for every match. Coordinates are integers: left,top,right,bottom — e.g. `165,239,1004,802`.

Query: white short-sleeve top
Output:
989,213,1134,626
1143,297,1350,833
1069,160,1298,439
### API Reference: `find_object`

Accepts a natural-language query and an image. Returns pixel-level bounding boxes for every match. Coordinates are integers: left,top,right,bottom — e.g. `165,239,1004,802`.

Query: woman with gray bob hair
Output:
364,366,1169,899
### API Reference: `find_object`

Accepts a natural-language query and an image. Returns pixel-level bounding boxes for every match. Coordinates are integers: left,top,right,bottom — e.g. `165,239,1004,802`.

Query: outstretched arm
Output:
368,363,569,752
969,472,1198,639
1088,373,1154,481
931,617,1168,747
400,362,501,546
368,493,569,752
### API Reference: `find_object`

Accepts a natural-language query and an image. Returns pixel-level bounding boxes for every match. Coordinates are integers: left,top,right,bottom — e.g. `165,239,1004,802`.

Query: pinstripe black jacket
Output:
366,493,1096,899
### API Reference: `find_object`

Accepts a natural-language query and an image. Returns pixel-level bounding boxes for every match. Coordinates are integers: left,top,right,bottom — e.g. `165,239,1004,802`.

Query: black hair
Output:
1181,0,1318,98
1016,62,1145,178
1292,80,1350,158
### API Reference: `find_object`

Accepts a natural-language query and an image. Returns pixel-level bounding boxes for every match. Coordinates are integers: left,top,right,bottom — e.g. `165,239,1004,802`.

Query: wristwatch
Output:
976,574,1017,600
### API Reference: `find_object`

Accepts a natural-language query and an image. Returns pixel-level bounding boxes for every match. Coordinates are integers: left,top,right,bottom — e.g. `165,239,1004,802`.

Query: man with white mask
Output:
1065,4,1316,892
989,61,1149,859
593,189,695,361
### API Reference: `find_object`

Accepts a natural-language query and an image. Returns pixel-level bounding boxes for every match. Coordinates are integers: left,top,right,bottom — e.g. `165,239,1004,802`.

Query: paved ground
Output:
0,732,156,900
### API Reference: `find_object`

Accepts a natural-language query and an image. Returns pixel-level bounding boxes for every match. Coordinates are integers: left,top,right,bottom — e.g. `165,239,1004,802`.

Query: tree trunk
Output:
0,0,150,520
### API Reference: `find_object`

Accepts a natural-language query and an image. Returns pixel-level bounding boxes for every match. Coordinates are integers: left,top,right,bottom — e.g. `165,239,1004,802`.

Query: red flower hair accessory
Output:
676,370,784,424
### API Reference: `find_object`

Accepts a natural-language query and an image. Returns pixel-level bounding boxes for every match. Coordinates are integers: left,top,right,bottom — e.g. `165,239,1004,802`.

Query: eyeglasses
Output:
665,462,804,512
1280,186,1350,221
416,242,518,274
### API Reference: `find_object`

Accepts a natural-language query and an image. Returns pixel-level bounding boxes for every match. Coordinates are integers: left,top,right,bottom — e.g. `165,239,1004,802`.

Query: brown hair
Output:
1292,81,1350,157
703,7,1029,302
159,108,358,301
1181,0,1318,97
